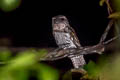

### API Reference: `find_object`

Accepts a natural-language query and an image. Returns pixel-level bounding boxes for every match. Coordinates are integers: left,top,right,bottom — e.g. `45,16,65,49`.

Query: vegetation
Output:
0,49,59,80
0,0,120,80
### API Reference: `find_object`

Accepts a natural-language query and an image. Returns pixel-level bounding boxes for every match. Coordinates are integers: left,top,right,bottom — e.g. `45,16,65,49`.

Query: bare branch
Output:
100,20,114,43
104,35,120,45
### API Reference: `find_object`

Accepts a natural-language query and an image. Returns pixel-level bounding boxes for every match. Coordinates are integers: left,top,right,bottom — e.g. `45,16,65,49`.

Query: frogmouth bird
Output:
42,15,119,74
52,15,86,73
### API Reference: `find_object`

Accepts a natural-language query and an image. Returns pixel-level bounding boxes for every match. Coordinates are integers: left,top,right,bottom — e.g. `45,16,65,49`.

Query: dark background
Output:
0,0,109,47
0,1,117,79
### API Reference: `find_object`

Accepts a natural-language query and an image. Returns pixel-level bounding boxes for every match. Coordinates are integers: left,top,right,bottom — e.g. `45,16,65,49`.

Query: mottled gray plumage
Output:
52,15,86,69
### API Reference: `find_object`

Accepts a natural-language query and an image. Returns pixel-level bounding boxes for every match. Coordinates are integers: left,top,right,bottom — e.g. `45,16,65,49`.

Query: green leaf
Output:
0,69,29,80
37,64,59,80
99,0,106,6
108,12,120,18
0,0,21,12
0,50,12,61
4,50,37,70
84,61,100,77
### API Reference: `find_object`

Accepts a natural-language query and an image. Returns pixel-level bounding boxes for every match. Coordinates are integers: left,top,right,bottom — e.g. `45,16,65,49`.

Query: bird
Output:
52,15,86,72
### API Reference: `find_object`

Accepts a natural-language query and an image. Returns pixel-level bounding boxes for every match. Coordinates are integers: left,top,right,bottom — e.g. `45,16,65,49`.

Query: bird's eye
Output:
61,18,65,21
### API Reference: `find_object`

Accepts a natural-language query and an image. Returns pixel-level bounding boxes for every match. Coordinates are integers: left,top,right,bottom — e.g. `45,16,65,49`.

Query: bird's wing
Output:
70,27,83,48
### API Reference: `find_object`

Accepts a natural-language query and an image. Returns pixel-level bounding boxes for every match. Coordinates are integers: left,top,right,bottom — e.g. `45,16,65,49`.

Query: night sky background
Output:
0,0,110,47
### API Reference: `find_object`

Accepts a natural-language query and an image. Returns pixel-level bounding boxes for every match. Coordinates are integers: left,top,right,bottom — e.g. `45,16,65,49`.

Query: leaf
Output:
0,49,58,80
37,64,59,80
0,69,29,80
84,61,100,77
99,0,106,6
4,50,37,70
0,0,21,12
0,50,12,61
108,12,120,18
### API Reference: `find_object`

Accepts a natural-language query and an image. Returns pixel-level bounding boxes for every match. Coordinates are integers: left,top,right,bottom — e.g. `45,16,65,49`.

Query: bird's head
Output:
52,15,69,31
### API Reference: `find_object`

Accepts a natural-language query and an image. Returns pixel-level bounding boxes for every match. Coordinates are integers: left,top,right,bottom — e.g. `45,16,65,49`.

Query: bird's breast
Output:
54,32,77,48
